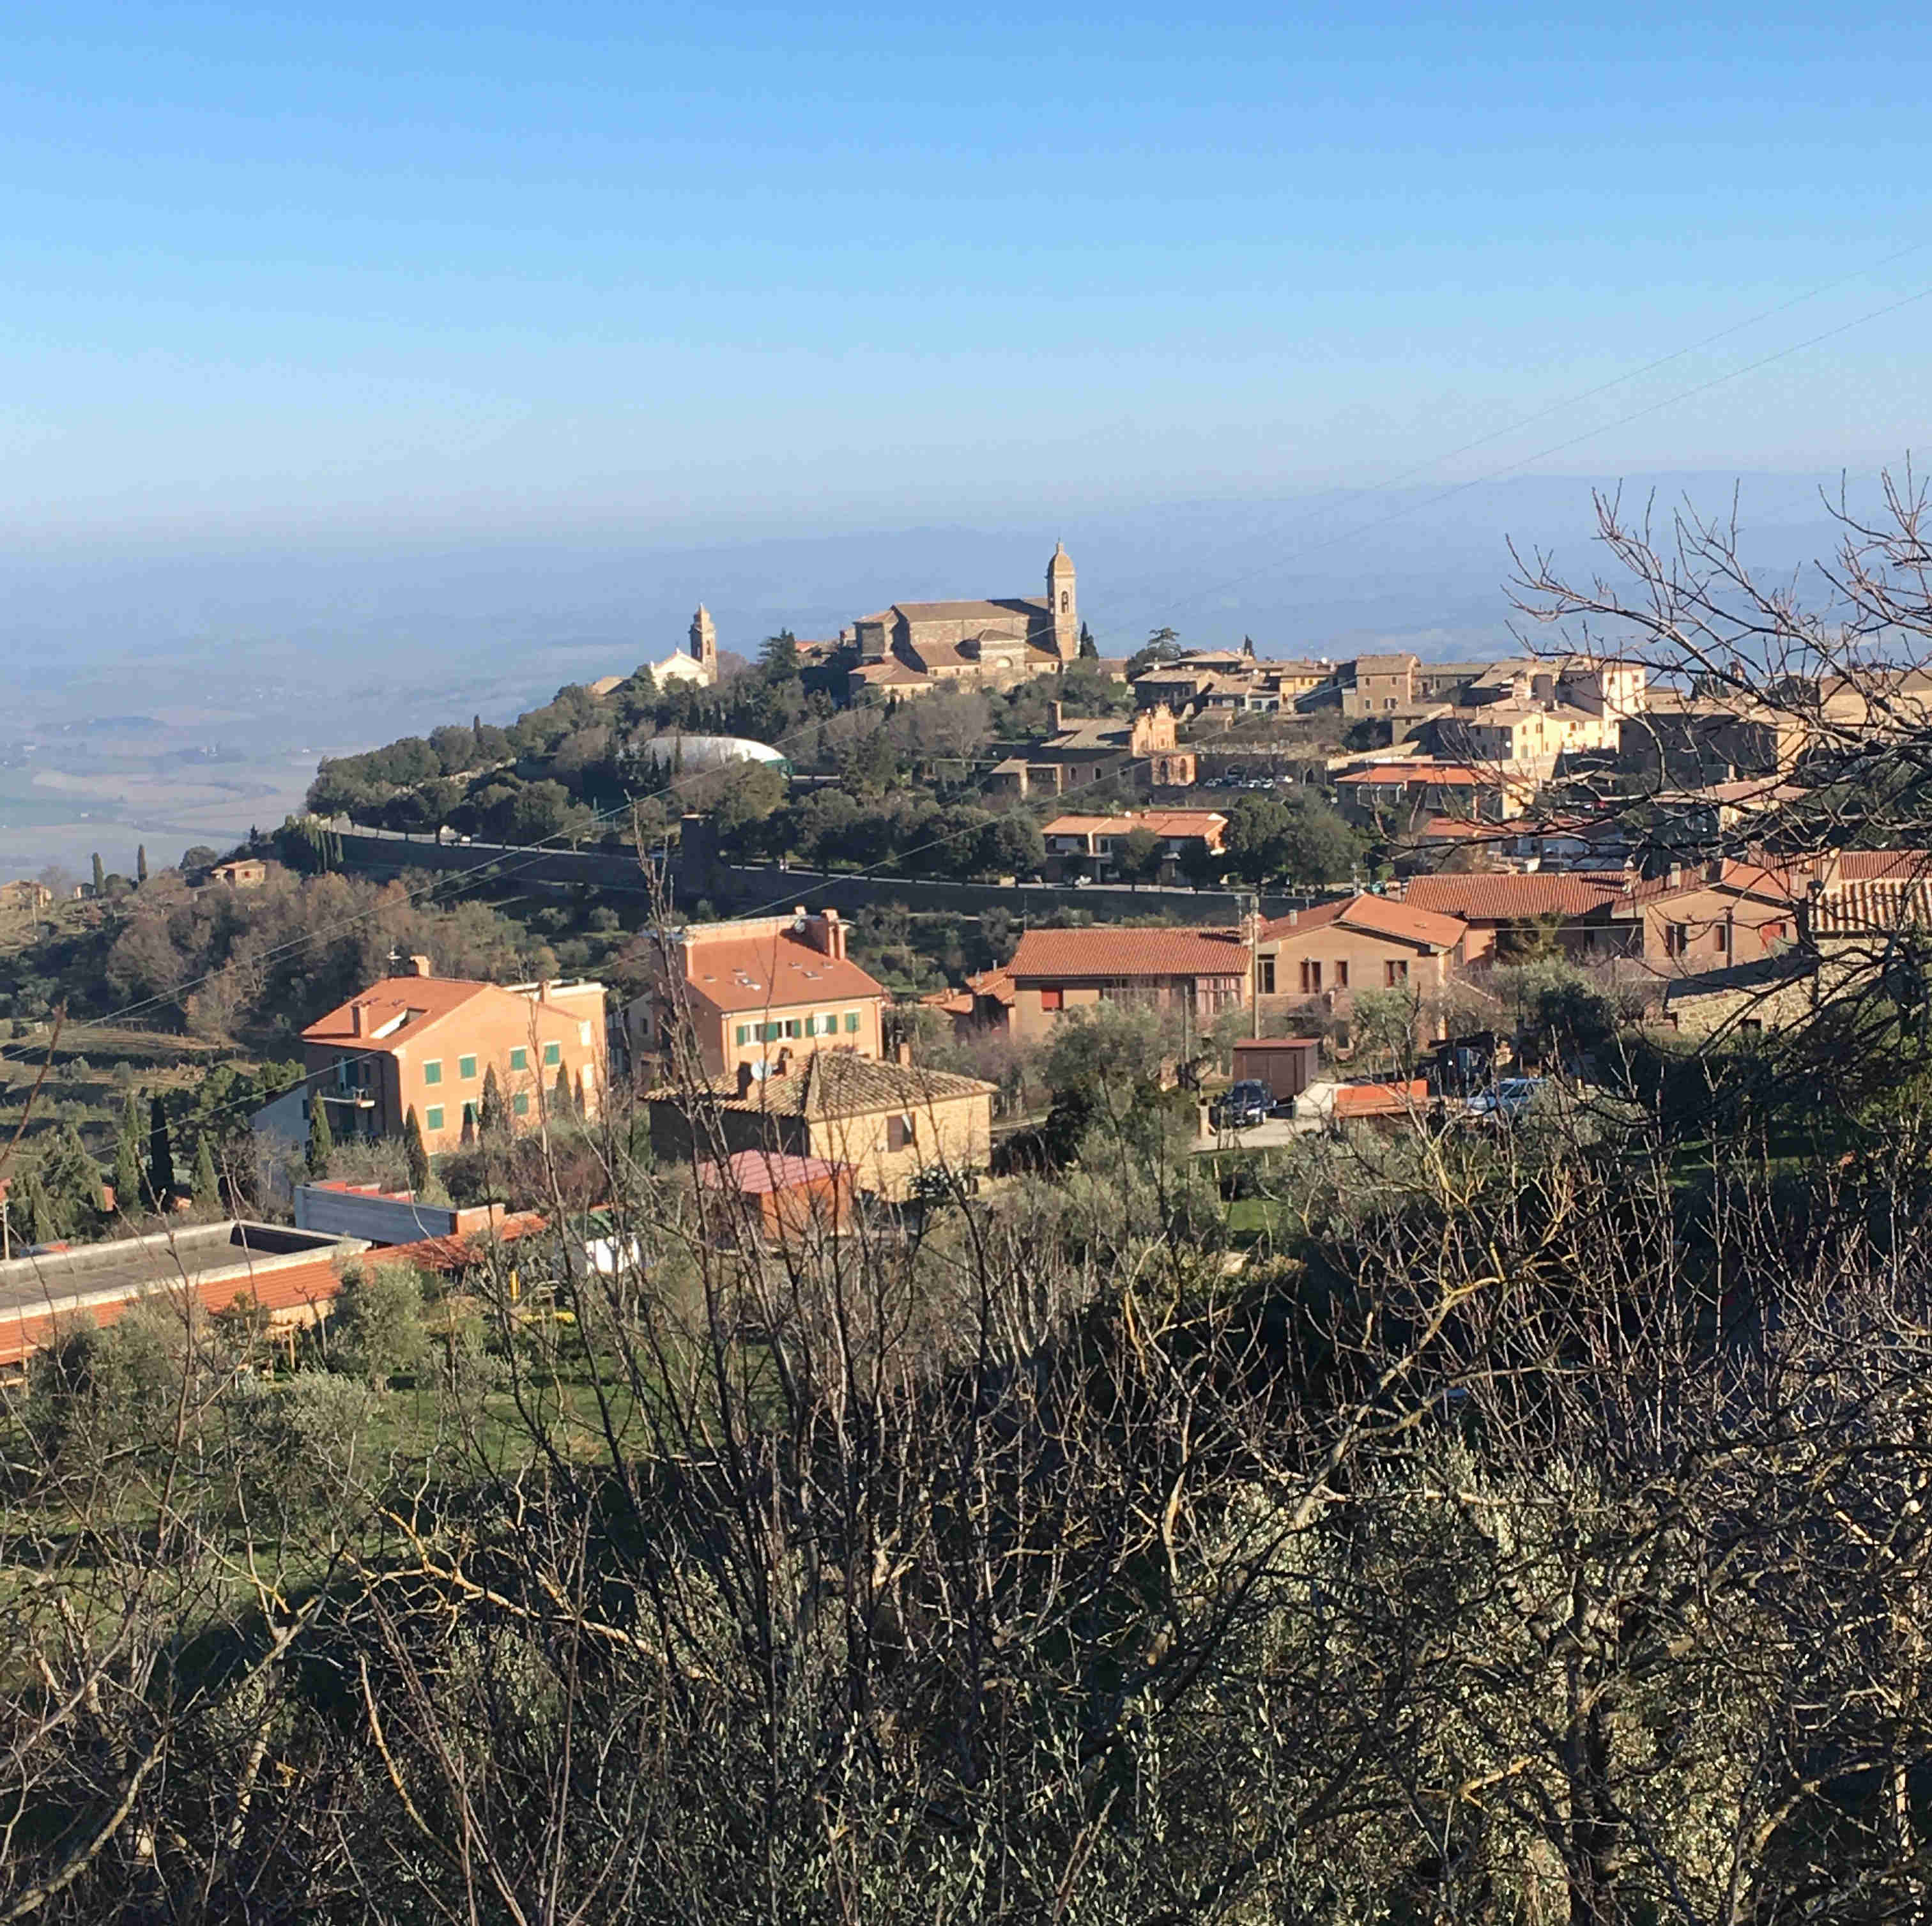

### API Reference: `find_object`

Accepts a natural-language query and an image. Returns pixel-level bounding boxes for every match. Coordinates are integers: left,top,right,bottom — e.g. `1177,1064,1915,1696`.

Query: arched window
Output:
1059,591,1070,613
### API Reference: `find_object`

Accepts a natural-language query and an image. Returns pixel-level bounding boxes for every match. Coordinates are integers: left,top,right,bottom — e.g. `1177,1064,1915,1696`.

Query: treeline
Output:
97,867,559,1045
303,646,1137,849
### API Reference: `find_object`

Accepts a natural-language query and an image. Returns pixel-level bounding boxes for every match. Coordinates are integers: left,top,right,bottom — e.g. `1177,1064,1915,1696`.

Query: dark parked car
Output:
1211,1080,1273,1130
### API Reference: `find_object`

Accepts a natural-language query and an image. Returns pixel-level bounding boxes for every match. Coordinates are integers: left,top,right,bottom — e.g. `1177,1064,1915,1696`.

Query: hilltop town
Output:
8,496,1932,1919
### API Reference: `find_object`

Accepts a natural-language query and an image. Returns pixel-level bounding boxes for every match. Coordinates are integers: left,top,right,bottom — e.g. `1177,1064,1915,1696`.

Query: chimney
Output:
896,1040,912,1067
536,979,551,1003
1050,700,1064,731
349,1001,366,1037
1706,858,1724,885
736,1061,756,1098
822,907,844,960
1667,863,1683,890
773,1048,793,1078
408,954,433,978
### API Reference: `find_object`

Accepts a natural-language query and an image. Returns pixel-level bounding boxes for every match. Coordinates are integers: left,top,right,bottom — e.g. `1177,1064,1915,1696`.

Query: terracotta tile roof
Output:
896,598,1044,623
1259,894,1468,950
1009,926,1248,981
1043,810,1227,838
1809,879,1932,938
850,659,929,685
1335,761,1497,788
698,1150,846,1196
1620,860,1803,907
1403,873,1628,921
678,931,886,1014
302,975,493,1047
1832,850,1932,881
686,1053,997,1119
395,1211,551,1274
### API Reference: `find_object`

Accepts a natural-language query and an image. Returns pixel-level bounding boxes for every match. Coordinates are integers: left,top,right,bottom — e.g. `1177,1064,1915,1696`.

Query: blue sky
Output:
2,2,1928,540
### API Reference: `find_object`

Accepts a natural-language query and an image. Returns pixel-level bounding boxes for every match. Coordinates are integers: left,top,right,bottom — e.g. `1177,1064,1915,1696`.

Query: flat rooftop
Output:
0,1221,362,1324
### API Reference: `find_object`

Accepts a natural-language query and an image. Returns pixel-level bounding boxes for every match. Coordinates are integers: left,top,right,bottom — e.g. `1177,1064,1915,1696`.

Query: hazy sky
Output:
3,3,1928,541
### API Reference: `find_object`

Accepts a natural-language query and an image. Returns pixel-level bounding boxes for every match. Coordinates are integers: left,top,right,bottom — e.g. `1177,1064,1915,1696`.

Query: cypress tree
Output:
306,1096,335,1178
1078,620,1098,659
480,1066,505,1136
460,1103,476,1147
136,845,149,884
404,1107,431,1195
112,1092,144,1213
192,1135,221,1211
552,1062,574,1119
148,1097,176,1206
90,852,105,894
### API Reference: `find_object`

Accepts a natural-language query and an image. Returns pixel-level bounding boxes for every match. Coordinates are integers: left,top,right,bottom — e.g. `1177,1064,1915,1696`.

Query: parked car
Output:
1211,1080,1273,1130
1467,1076,1545,1123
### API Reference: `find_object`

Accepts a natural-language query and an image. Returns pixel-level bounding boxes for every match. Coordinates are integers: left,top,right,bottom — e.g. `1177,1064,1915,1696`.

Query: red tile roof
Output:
1009,926,1249,981
394,1212,550,1274
1335,761,1498,788
1832,850,1932,881
678,932,885,1015
1403,872,1627,921
1259,894,1467,951
697,1150,847,1196
302,975,494,1047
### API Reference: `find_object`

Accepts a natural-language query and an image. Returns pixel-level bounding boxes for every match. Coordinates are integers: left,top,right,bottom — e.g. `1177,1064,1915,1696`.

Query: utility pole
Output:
1247,894,1262,1039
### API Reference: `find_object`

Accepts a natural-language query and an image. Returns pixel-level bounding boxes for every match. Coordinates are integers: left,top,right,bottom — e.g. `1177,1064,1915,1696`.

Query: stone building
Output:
846,543,1081,700
984,701,1193,799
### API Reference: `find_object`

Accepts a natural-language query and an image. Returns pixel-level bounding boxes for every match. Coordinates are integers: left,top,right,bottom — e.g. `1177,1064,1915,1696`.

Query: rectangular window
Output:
512,1091,530,1118
1666,923,1687,958
425,1106,444,1132
542,1041,562,1066
1257,957,1276,995
1039,987,1064,1012
783,1018,801,1039
735,1024,751,1046
1335,960,1350,989
459,1054,477,1080
1384,959,1409,987
844,1011,860,1034
422,1059,442,1086
509,1046,528,1071
1300,959,1322,995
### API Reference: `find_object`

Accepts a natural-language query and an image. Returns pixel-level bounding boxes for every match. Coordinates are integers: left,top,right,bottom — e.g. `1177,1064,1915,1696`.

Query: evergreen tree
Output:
306,1096,334,1178
403,1108,431,1194
460,1103,476,1147
552,1062,575,1119
1078,620,1098,659
136,845,149,884
192,1135,221,1211
480,1066,505,1136
112,1092,144,1213
13,1168,52,1247
90,852,105,894
42,1126,103,1232
148,1096,176,1205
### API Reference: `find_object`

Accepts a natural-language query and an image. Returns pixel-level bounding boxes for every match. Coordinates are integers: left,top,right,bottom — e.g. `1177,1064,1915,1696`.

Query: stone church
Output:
846,543,1080,700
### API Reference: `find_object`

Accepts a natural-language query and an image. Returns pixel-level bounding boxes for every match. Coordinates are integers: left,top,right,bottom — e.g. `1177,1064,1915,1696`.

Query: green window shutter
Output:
422,1060,442,1086
542,1041,561,1066
735,1024,750,1046
459,1055,477,1080
509,1046,528,1071
844,1011,859,1034
513,1092,530,1117
762,1022,779,1043
783,1019,800,1039
425,1106,444,1131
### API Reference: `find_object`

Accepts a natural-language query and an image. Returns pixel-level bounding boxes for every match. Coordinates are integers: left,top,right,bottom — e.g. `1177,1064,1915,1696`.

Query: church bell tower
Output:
689,604,718,679
1046,542,1077,661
